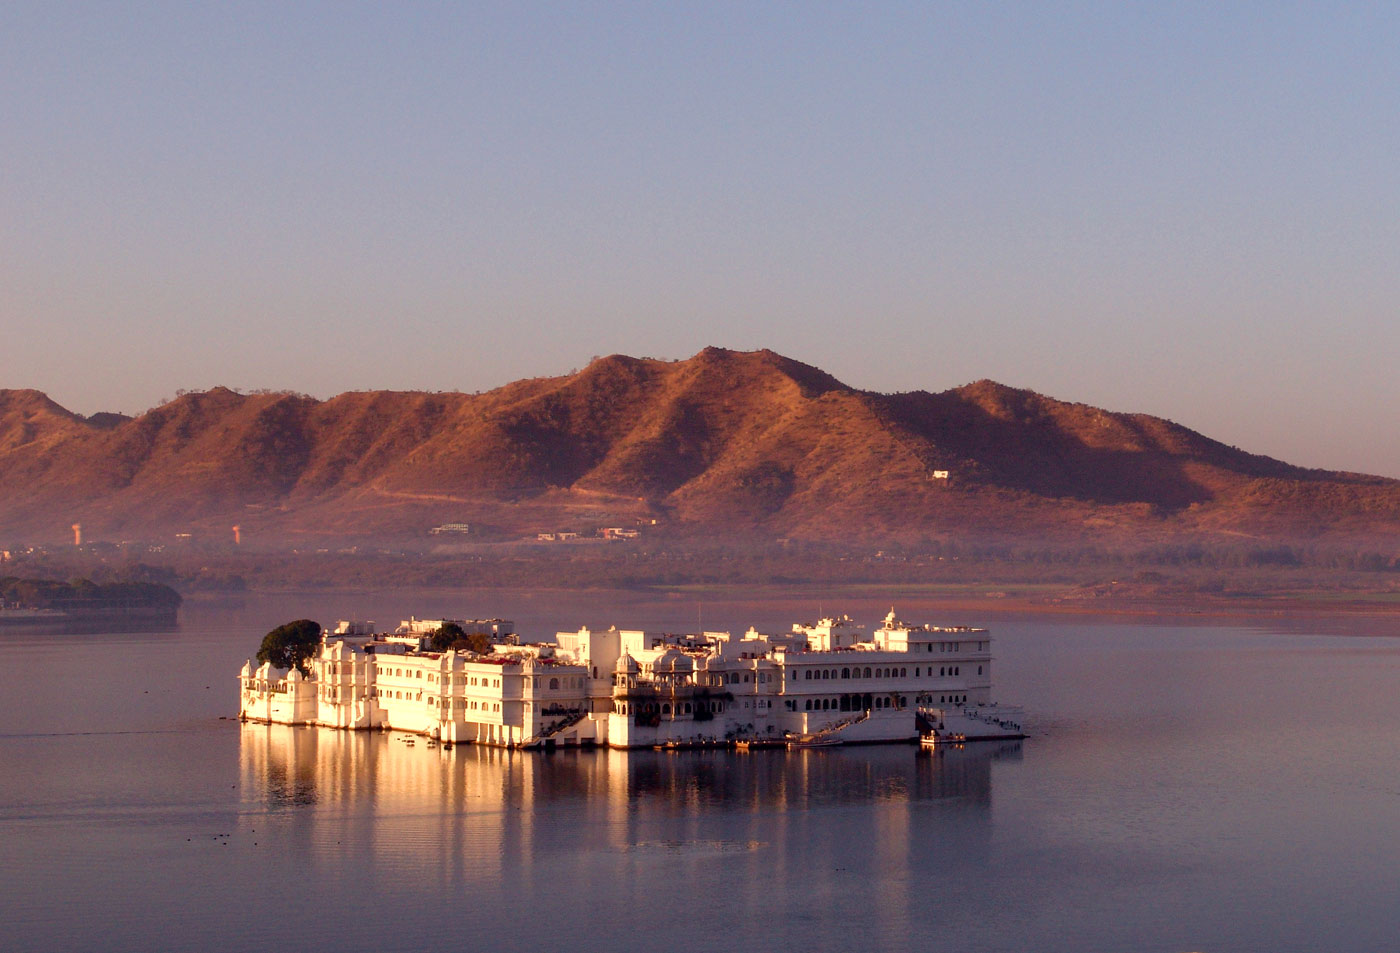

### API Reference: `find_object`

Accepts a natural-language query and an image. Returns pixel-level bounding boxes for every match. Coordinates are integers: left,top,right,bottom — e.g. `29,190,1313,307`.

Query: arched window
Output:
940,667,946,677
821,670,829,680
804,699,812,710
661,704,670,714
804,670,812,680
549,678,559,690
954,667,960,676
841,668,850,679
977,665,983,675
863,667,871,678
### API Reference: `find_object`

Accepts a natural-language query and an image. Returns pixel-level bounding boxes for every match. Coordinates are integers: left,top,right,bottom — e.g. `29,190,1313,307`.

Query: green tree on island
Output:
256,619,322,675
428,622,492,655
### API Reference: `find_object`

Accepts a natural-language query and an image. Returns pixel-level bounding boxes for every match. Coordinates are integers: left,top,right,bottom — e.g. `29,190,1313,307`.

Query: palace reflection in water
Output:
238,723,1021,938
240,724,1019,814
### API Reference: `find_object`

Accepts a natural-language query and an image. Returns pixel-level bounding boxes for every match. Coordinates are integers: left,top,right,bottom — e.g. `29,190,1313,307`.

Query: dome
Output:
653,649,694,673
614,653,640,674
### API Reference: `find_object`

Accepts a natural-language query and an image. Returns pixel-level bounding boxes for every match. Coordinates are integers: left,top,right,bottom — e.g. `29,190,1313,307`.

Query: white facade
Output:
238,609,999,749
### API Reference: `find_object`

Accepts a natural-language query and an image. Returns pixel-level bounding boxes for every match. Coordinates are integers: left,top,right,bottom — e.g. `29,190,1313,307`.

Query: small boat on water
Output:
0,607,68,623
787,735,842,749
736,739,785,750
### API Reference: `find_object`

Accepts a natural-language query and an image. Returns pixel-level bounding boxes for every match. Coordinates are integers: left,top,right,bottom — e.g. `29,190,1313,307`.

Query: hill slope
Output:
3,348,1398,547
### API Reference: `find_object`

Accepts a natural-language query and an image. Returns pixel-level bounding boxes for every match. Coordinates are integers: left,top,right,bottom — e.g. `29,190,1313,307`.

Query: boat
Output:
735,738,784,750
0,607,69,625
786,735,842,749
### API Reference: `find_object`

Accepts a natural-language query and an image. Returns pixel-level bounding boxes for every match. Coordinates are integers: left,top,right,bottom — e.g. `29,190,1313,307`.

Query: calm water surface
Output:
5,590,1400,953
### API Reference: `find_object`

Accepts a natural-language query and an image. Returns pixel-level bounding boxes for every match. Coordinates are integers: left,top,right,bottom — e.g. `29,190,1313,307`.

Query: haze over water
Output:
5,590,1400,952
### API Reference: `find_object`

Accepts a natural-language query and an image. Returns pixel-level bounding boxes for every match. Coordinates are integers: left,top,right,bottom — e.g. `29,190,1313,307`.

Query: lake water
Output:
5,589,1400,953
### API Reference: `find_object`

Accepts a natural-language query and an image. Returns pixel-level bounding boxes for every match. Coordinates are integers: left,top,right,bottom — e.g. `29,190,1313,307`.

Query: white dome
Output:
653,649,694,673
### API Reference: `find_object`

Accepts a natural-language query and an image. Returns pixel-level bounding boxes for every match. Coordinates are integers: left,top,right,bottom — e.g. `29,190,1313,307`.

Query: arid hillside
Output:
3,347,1399,548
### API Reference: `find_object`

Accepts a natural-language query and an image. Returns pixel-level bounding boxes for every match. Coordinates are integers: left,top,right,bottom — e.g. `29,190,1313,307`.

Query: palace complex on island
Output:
238,610,1022,749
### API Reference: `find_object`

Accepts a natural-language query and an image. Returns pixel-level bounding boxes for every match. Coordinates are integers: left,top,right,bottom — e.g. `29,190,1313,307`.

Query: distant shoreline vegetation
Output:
0,576,182,620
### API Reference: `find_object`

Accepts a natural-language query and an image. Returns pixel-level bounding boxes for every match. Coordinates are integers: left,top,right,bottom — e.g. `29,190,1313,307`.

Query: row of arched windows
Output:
798,665,975,680
614,700,724,716
791,694,908,712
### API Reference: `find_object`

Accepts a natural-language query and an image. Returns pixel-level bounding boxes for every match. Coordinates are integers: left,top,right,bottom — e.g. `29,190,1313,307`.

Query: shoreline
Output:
184,582,1400,626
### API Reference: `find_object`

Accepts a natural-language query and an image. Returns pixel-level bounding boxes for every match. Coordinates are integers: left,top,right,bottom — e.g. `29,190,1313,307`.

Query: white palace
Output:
238,610,1019,748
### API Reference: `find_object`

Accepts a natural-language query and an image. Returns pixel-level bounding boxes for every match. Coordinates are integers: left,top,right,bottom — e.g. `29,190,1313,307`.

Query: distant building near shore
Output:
429,523,471,536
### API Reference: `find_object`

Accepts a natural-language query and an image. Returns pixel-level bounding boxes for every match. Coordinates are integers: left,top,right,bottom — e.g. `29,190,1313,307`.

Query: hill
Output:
3,348,1398,549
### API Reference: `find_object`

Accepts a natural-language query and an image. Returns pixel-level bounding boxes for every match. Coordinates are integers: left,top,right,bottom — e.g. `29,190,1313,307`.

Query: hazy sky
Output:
3,3,1398,474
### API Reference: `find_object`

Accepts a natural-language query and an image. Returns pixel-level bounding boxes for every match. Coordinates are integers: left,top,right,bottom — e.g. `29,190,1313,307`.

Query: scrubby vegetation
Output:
0,576,182,610
427,622,492,654
255,619,322,675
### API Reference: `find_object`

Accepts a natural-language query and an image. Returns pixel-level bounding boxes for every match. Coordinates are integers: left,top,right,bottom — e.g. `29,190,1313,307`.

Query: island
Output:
0,576,182,627
238,609,1023,749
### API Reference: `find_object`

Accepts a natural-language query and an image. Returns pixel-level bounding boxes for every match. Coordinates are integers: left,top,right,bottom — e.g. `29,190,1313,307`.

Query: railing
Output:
790,709,871,744
918,704,1024,736
956,707,1023,733
521,709,588,748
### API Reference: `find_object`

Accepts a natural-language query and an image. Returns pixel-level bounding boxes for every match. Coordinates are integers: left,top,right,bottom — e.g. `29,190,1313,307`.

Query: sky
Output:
2,3,1398,475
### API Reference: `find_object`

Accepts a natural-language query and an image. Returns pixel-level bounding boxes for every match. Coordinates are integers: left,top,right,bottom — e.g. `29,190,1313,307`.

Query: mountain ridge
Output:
3,348,1397,547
